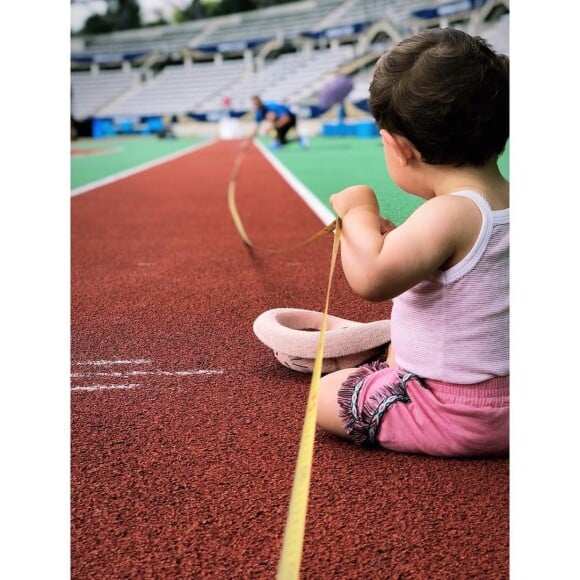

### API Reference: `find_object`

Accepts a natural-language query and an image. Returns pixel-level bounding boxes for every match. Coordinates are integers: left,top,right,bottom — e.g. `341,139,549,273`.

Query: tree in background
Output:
77,0,299,33
81,0,142,35
109,0,142,29
175,0,261,20
207,0,259,16
215,0,298,17
177,0,205,21
82,13,114,35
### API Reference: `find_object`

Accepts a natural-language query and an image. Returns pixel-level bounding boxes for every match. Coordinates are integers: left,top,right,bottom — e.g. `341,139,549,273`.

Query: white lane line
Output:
71,145,123,157
73,359,153,366
71,138,218,197
71,384,139,392
71,369,224,377
253,138,336,226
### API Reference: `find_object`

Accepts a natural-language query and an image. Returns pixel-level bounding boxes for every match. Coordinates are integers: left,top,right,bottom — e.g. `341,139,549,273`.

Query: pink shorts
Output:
337,362,509,457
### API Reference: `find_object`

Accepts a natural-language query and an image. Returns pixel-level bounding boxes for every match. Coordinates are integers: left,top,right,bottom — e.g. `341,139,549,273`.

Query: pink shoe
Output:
253,308,391,374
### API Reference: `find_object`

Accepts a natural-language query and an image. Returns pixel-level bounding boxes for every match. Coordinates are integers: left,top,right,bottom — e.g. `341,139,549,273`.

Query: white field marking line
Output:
71,138,219,197
253,138,335,226
71,369,224,378
74,359,153,366
71,145,123,157
71,384,139,392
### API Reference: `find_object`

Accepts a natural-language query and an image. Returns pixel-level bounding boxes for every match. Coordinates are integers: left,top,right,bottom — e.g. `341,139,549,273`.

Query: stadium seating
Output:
73,19,208,60
71,69,141,121
195,0,345,48
101,60,245,117
199,45,355,113
70,0,509,133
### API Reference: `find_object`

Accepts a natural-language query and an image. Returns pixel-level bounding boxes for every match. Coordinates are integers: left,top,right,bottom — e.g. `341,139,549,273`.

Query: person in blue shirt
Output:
250,95,308,150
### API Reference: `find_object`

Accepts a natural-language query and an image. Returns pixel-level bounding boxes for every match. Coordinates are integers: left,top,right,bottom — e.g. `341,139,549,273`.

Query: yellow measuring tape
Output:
227,139,342,578
227,140,337,251
276,217,341,580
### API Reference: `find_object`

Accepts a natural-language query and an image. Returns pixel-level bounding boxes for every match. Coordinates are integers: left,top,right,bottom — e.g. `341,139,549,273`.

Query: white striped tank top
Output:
391,190,509,384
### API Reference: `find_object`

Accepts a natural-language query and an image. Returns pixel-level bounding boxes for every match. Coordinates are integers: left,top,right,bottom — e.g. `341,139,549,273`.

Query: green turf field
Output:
70,135,206,189
71,134,509,224
272,136,509,225
271,136,421,225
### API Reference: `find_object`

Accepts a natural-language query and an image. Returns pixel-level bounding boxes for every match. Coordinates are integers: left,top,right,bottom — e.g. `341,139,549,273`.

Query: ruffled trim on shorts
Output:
338,363,425,446
337,361,388,445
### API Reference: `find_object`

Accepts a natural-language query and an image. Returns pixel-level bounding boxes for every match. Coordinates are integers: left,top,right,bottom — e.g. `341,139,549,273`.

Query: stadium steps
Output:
71,70,140,120
337,49,382,76
187,18,223,49
95,77,150,118
316,0,358,30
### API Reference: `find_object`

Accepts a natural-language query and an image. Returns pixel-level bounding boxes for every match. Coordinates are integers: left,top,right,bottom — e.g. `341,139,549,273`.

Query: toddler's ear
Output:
380,129,417,166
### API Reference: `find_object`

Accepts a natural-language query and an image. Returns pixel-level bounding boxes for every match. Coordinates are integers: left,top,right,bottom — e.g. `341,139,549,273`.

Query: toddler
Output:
316,28,509,457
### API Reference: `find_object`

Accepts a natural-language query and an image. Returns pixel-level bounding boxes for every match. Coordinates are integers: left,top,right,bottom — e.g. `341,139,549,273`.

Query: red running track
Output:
71,139,508,579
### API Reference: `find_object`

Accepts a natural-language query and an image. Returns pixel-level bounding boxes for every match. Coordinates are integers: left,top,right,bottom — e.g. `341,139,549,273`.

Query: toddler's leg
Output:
317,367,358,438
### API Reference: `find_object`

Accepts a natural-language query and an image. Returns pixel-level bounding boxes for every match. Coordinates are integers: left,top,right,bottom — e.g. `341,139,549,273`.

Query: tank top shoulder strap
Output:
436,190,494,283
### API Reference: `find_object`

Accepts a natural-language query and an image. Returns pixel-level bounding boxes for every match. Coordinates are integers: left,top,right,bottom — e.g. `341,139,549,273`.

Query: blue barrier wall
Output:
92,116,165,138
322,119,379,138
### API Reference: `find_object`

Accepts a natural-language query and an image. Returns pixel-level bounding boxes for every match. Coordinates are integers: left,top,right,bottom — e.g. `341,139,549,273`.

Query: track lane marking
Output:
74,359,152,366
71,369,224,377
71,359,224,393
71,384,139,392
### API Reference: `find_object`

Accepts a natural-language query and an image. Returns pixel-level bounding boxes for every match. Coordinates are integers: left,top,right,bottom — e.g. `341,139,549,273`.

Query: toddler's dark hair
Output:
369,28,509,166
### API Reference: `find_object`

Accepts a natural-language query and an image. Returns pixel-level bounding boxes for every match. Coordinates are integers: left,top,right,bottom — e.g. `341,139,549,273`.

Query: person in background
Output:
316,28,510,457
222,95,232,119
250,95,308,150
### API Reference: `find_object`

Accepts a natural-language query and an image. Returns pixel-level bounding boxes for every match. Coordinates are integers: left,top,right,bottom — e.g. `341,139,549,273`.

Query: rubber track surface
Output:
71,139,508,579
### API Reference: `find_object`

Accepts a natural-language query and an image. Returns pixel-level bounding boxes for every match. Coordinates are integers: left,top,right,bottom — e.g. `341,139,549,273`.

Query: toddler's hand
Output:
329,185,379,218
